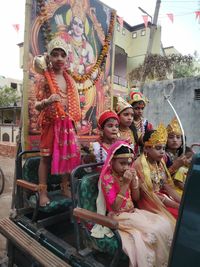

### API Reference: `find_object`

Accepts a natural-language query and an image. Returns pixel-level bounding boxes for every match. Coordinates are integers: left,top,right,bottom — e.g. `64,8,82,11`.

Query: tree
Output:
0,86,21,107
129,53,200,85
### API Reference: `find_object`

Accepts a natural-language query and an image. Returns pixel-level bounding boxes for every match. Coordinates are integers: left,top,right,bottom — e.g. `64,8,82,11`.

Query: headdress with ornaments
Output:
166,117,182,135
127,88,149,106
70,0,88,22
113,145,134,163
115,96,133,115
144,123,168,147
47,37,69,55
98,110,119,129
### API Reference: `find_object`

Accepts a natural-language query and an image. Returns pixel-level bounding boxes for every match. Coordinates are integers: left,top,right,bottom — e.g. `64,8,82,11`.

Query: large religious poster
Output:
22,0,116,151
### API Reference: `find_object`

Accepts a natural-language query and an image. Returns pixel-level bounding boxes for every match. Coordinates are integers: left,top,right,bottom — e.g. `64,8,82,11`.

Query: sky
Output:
0,0,199,80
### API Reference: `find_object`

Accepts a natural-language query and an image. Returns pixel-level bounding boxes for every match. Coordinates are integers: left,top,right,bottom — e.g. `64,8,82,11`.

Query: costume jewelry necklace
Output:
147,160,165,186
134,118,144,133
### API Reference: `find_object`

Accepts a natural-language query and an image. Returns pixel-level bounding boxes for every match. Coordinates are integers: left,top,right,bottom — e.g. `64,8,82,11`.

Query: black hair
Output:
101,117,118,129
131,100,145,108
129,123,139,144
50,48,66,56
114,145,133,156
129,121,151,146
142,130,155,144
185,146,193,153
166,134,187,156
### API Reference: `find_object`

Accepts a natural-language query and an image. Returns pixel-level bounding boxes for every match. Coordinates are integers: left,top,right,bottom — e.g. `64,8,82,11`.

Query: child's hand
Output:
130,169,139,188
123,170,134,184
47,94,61,104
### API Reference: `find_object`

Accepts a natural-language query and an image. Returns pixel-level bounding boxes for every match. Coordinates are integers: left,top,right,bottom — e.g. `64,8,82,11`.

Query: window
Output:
117,23,120,32
132,32,137,38
11,82,17,89
122,28,125,35
2,133,10,142
194,89,200,100
141,30,146,36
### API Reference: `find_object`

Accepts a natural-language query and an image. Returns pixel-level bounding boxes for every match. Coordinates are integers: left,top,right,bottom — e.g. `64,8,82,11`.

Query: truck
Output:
0,1,200,266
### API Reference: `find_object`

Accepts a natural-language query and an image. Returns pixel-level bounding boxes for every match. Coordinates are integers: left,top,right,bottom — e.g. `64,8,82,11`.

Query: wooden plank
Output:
0,217,71,267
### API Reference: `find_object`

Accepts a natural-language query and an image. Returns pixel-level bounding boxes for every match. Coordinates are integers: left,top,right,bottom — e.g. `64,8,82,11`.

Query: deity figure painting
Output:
24,0,115,150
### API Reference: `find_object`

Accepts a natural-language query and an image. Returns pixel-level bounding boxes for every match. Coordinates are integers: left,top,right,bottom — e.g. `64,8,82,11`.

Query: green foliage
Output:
0,86,20,107
129,53,199,83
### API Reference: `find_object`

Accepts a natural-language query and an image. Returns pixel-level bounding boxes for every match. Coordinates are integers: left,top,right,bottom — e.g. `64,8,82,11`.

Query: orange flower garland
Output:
43,69,81,122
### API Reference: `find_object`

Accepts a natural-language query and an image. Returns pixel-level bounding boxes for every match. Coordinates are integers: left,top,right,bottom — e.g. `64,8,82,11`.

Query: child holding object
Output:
34,37,81,206
93,140,175,267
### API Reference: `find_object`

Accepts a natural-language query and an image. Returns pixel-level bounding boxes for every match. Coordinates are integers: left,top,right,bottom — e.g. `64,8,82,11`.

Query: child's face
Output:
119,108,134,128
111,157,133,177
167,133,182,150
185,152,193,167
132,102,145,119
145,144,166,162
49,48,67,70
103,118,119,141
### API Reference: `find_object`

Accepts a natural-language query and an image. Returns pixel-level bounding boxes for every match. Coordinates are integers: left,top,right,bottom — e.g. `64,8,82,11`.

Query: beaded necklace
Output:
134,118,145,134
147,161,166,191
99,142,110,162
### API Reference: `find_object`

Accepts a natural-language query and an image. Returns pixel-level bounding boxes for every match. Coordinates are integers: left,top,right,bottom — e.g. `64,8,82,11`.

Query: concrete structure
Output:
113,21,162,96
0,76,22,144
0,76,22,96
143,76,200,146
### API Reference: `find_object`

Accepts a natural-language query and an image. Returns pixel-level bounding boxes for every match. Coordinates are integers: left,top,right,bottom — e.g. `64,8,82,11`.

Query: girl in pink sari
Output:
98,140,175,267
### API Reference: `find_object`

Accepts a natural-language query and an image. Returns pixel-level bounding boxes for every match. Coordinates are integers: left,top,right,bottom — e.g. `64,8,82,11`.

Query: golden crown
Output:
145,123,168,146
166,117,182,135
71,0,88,22
115,96,132,115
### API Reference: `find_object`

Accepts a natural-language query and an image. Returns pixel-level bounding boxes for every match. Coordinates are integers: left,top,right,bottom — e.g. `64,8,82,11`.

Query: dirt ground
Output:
0,156,15,262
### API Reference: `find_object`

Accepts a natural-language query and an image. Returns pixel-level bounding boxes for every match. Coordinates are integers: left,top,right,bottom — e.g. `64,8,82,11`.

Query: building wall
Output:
0,76,22,95
143,76,200,145
0,125,19,143
114,23,162,74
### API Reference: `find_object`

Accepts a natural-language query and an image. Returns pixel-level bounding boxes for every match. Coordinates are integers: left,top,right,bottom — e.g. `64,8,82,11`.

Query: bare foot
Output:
39,191,50,207
60,182,71,198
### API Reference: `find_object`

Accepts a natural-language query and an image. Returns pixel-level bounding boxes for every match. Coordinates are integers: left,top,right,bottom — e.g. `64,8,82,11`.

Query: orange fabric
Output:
40,124,54,156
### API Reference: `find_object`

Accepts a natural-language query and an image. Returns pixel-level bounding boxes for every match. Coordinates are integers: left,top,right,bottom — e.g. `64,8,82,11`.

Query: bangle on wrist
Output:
117,193,126,200
169,166,177,175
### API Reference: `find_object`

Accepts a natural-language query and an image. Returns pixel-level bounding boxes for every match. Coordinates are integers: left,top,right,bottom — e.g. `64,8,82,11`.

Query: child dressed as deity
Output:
34,37,81,206
90,110,119,163
173,146,194,195
114,97,135,151
95,140,175,267
127,89,153,156
165,117,190,181
135,124,181,219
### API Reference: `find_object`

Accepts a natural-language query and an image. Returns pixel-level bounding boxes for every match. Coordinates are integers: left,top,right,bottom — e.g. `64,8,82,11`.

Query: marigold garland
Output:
43,69,81,122
67,11,116,83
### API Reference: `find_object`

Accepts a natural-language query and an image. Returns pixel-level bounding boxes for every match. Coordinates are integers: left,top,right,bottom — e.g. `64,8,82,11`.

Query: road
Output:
0,156,15,262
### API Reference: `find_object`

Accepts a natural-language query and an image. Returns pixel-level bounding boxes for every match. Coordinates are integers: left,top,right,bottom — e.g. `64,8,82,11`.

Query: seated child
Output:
91,110,119,163
114,97,135,150
173,146,194,195
94,140,175,267
135,124,181,219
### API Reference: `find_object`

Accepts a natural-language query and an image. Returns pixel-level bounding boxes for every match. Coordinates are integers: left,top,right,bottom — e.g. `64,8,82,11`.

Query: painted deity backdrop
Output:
23,0,116,151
